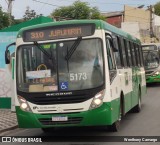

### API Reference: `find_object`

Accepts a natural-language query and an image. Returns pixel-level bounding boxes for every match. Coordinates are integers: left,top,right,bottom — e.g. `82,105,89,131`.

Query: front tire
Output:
109,102,122,132
109,120,120,132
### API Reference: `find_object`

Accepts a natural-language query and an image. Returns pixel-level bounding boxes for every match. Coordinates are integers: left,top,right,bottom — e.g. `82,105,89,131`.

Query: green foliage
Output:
0,7,9,29
154,2,160,16
90,7,105,20
23,6,42,21
51,0,105,20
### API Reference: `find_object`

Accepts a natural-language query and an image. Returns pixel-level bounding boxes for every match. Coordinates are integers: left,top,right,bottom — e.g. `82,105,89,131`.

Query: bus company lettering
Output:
49,27,82,38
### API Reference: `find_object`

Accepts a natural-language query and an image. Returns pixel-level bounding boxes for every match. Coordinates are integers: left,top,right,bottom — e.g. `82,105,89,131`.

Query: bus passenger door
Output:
105,34,121,122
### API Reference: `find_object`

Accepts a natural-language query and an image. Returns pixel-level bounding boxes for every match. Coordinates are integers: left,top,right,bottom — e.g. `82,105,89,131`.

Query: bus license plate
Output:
52,116,68,121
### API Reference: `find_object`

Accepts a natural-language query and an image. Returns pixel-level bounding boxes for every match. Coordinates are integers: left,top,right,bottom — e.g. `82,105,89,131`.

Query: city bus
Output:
5,20,146,132
142,43,160,83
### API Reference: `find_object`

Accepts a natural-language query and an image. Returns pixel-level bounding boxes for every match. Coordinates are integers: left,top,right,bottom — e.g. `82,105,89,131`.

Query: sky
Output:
0,0,160,19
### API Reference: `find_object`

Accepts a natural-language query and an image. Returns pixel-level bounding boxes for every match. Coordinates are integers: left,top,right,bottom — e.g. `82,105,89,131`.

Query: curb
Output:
0,125,18,134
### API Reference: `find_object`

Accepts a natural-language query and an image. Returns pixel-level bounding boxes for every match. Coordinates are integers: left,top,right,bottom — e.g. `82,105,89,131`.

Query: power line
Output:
32,0,60,7
37,0,49,14
50,0,155,6
33,0,154,7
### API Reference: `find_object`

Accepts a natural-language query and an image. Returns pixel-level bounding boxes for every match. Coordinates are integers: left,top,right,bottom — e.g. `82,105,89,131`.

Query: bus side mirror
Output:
5,42,16,64
5,50,10,64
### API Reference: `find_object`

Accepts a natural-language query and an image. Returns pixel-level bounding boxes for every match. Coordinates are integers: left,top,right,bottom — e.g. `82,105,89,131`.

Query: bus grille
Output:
39,117,83,125
29,95,93,105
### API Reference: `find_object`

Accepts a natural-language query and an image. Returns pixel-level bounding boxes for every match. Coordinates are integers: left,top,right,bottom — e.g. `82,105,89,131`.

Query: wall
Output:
153,14,160,26
124,5,150,30
121,22,140,39
0,17,53,109
107,15,122,28
0,32,17,108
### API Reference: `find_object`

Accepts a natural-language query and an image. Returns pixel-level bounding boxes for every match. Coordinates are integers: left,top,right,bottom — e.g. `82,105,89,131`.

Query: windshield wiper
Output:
34,41,51,59
65,37,82,61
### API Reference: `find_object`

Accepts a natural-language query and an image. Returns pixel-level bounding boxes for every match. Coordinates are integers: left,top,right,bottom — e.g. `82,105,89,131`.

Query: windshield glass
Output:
17,38,104,92
143,50,159,70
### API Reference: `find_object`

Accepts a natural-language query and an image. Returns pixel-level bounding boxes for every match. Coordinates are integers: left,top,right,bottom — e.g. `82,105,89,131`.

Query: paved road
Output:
1,84,160,145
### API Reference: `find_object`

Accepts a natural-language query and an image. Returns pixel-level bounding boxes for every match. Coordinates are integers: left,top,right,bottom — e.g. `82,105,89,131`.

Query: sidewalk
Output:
0,109,18,133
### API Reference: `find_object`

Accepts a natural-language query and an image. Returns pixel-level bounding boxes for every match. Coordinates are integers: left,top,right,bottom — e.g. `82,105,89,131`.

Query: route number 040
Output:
69,73,87,81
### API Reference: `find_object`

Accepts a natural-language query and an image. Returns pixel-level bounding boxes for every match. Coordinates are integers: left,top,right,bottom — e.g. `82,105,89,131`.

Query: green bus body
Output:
13,20,146,130
142,43,160,83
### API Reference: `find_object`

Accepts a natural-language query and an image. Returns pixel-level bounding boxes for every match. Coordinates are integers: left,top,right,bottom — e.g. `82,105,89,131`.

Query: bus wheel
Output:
109,103,122,132
132,90,141,113
109,120,120,132
133,96,141,113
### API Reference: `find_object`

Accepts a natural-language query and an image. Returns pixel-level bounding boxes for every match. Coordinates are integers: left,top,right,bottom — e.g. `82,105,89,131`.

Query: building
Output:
102,11,123,28
102,5,160,43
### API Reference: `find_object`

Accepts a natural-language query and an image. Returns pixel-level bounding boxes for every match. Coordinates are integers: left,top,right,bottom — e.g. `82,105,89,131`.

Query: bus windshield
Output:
143,50,159,70
17,38,104,93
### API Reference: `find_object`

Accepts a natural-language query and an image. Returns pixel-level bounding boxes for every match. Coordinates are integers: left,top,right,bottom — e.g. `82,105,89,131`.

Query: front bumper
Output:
16,103,113,128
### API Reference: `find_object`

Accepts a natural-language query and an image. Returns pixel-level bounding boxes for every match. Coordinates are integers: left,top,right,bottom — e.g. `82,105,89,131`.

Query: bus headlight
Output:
89,90,105,110
18,96,32,112
152,71,160,76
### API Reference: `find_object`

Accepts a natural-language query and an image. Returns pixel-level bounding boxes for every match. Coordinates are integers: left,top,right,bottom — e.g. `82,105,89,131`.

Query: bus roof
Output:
17,19,141,44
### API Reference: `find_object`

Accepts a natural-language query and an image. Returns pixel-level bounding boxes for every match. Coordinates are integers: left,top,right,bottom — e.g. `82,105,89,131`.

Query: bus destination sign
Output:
142,45,157,51
23,24,95,42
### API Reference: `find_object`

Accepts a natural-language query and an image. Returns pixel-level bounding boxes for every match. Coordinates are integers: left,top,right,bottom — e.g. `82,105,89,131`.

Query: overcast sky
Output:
0,0,160,19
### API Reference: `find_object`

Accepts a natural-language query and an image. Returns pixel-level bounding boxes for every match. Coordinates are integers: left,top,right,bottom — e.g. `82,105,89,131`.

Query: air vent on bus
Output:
37,108,84,113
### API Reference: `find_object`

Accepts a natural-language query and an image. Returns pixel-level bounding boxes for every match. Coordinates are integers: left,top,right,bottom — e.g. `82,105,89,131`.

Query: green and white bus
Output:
5,20,146,132
142,43,160,83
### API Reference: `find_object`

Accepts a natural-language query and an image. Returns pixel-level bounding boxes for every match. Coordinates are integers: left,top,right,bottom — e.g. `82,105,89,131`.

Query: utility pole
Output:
7,0,14,25
149,5,154,42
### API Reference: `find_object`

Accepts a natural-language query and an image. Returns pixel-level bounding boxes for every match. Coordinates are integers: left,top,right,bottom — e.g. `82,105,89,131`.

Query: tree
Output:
0,6,10,29
51,0,105,20
23,6,42,21
154,2,160,16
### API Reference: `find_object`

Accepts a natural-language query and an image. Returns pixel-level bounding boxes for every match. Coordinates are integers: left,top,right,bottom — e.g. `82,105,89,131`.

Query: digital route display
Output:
23,24,95,42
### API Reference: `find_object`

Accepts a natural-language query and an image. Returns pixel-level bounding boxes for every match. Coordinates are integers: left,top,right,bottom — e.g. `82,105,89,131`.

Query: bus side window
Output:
105,39,115,70
105,35,117,83
139,45,144,66
123,39,130,67
116,36,124,68
130,42,136,66
120,38,127,67
126,41,132,67
135,44,141,66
